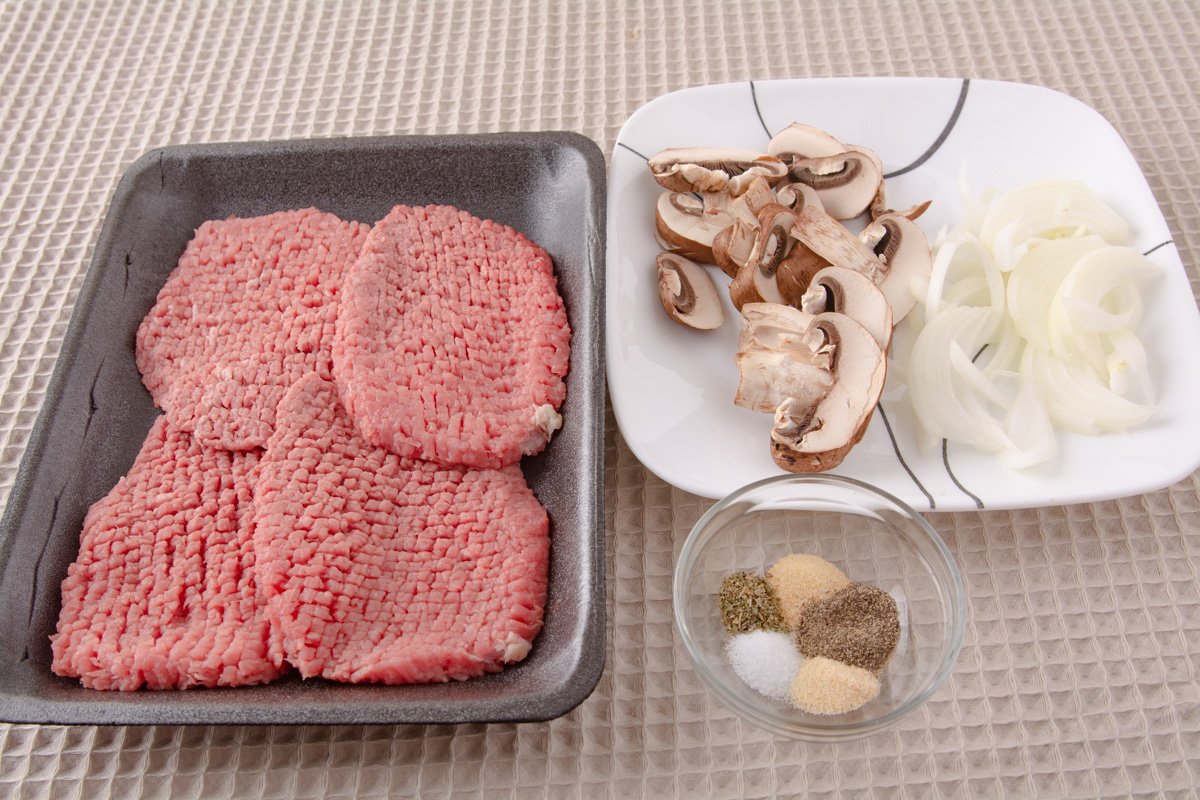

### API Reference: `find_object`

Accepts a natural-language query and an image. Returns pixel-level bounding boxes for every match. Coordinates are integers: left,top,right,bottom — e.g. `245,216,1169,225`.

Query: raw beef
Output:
136,209,369,451
50,417,284,691
332,204,570,470
253,373,550,683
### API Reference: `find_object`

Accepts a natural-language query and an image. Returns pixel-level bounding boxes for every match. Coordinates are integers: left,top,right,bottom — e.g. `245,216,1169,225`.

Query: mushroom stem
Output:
734,303,832,413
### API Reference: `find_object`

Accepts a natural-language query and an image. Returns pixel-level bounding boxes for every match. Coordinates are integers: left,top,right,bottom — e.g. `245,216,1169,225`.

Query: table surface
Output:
1,1,1198,798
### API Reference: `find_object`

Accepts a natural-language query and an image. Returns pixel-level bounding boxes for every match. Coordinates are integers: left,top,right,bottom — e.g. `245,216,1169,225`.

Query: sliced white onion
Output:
1105,327,1154,405
980,180,1130,270
908,306,1013,453
949,340,1012,407
901,175,1160,470
1024,348,1156,435
1001,373,1058,469
1049,246,1160,361
977,317,1025,377
1005,235,1105,352
924,232,1004,323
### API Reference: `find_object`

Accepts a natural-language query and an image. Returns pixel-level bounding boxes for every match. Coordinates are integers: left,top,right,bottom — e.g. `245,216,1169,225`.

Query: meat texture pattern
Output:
253,373,551,684
136,209,370,451
50,417,284,690
333,204,570,469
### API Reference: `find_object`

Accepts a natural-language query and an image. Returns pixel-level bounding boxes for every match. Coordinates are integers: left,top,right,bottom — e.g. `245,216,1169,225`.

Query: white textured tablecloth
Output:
1,1,1198,797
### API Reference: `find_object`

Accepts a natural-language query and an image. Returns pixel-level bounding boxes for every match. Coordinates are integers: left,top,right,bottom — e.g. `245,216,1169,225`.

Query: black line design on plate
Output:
616,141,650,162
749,81,772,140
1142,239,1173,257
877,404,936,509
942,438,985,509
883,78,971,180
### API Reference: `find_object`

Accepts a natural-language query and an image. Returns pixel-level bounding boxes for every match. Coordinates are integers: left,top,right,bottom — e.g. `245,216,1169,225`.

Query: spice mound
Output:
789,656,880,715
717,552,901,716
795,584,900,672
767,554,850,628
725,631,801,702
718,571,787,634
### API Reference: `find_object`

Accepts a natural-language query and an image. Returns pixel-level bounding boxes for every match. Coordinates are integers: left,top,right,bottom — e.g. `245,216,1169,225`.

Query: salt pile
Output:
725,631,802,702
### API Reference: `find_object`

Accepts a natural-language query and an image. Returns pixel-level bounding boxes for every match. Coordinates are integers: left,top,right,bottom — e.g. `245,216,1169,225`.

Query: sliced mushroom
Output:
900,199,933,221
712,219,756,278
799,266,893,350
657,252,725,330
871,182,932,222
648,148,788,194
733,175,779,219
655,191,734,263
769,313,886,473
787,149,883,220
775,243,829,306
734,303,832,413
869,182,889,221
790,203,884,280
774,181,825,212
767,123,847,161
860,212,933,323
850,145,884,176
729,205,799,309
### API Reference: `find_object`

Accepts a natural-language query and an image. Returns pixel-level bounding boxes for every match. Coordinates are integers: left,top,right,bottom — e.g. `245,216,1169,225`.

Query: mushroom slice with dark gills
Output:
769,313,886,473
799,266,893,350
859,211,933,324
655,191,734,263
656,252,725,330
768,124,883,219
729,205,799,309
734,303,832,413
787,149,883,220
648,148,788,194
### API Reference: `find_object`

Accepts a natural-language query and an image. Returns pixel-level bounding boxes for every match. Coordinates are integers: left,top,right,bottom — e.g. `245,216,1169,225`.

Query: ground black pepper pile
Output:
793,583,900,672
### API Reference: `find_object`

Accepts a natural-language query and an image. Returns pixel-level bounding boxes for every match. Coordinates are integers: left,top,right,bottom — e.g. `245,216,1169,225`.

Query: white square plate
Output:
606,78,1200,511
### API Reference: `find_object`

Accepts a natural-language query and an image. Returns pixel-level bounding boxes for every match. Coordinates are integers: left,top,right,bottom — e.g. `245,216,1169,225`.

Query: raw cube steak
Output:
136,208,369,451
50,417,284,691
333,204,571,469
253,373,551,684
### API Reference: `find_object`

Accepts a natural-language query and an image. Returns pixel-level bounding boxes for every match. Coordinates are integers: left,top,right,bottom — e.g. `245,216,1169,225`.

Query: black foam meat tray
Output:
0,132,606,725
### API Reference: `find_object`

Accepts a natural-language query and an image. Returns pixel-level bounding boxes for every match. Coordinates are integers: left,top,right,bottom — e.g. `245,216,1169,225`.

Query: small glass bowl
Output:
673,473,965,741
